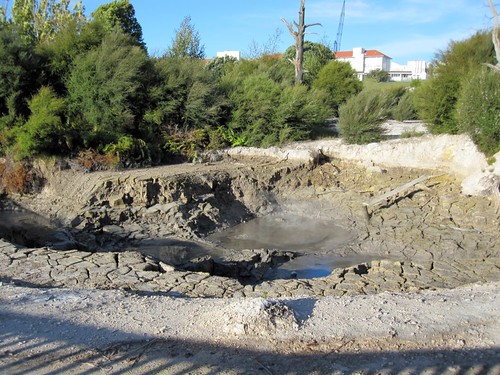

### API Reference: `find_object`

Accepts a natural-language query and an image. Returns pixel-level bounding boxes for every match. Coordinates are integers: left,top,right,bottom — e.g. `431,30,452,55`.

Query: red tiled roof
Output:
365,50,388,57
334,51,353,58
335,49,390,59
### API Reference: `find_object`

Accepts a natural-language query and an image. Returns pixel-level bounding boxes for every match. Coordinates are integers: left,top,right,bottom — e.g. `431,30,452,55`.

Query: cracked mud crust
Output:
1,138,499,373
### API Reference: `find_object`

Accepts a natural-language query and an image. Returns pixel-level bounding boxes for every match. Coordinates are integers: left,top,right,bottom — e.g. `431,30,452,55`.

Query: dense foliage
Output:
414,31,497,134
312,60,363,116
1,0,497,168
0,1,347,165
338,89,388,144
457,67,500,156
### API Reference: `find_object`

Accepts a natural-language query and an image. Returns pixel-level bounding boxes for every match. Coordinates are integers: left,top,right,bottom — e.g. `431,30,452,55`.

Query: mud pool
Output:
207,213,365,279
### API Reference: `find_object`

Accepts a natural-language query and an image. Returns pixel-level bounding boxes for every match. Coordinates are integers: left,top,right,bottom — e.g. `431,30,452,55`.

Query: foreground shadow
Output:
0,308,498,375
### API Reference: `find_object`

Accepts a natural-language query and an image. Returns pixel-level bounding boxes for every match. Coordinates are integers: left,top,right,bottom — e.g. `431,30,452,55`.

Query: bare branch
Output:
281,18,298,36
305,22,322,29
281,0,320,84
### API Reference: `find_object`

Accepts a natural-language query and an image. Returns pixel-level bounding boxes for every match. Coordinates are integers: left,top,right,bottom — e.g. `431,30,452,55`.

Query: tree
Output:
92,0,144,49
0,1,9,24
414,30,496,134
144,57,225,133
227,72,331,147
282,41,333,86
312,60,362,116
486,0,500,72
11,0,86,44
13,86,66,157
0,23,42,121
457,67,500,155
281,0,321,84
66,30,148,149
166,16,205,59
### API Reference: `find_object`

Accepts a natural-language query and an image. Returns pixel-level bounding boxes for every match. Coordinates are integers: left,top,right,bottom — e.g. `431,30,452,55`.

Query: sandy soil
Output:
1,281,499,374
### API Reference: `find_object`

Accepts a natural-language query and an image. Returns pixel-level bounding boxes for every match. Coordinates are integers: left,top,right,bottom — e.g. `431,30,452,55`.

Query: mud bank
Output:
1,133,499,373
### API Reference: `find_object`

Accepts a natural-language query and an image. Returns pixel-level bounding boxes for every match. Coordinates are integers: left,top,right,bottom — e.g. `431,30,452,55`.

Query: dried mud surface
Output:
1,147,499,373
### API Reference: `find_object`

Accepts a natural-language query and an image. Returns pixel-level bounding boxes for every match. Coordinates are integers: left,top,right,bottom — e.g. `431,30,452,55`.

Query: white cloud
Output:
374,28,485,62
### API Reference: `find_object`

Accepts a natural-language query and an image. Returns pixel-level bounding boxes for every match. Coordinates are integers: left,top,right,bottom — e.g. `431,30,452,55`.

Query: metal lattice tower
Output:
333,0,346,52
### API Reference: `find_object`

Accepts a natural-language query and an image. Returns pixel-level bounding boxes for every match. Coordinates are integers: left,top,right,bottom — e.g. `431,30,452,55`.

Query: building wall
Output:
336,48,427,81
216,50,241,60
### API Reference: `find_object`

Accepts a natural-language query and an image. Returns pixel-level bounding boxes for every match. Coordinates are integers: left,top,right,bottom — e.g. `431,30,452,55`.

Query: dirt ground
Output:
1,131,499,374
1,281,499,374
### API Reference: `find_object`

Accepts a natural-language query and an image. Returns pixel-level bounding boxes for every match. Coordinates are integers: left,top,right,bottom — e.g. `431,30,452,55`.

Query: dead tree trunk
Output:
487,0,500,72
281,0,320,84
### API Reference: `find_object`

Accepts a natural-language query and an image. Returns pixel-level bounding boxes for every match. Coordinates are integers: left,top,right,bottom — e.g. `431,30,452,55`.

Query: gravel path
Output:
1,281,499,374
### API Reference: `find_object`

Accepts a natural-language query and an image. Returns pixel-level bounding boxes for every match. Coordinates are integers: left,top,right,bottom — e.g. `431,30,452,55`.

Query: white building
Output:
216,50,241,60
335,47,427,81
389,60,428,81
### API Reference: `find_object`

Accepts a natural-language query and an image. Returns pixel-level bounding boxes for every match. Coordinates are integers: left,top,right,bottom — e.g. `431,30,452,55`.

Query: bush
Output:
66,30,148,149
338,90,388,144
163,127,209,161
413,30,496,135
312,60,363,116
103,135,151,167
228,73,331,147
13,86,66,158
0,157,28,194
457,68,500,156
75,149,118,172
391,90,418,121
366,69,390,82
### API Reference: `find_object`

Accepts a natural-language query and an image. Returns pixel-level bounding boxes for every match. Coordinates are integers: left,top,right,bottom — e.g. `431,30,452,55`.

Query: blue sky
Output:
85,1,495,63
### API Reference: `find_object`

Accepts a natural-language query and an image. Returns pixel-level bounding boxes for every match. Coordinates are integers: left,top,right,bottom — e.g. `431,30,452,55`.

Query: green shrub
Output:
163,128,209,161
312,60,363,116
103,135,151,167
392,91,418,121
366,69,390,82
338,90,388,144
457,68,500,156
66,30,148,149
413,30,496,135
13,86,66,158
228,73,331,147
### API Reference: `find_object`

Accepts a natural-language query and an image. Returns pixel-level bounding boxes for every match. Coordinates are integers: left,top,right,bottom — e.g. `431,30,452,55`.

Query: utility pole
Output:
281,0,321,84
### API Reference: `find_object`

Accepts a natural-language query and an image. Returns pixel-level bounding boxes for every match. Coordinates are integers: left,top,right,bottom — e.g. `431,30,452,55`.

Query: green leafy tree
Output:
36,18,106,94
228,73,331,147
66,30,148,149
283,41,333,86
0,23,42,122
414,30,496,134
457,68,500,156
312,60,362,116
144,57,226,134
11,0,85,44
0,2,8,24
166,16,205,59
205,55,238,80
13,86,66,157
92,0,144,49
